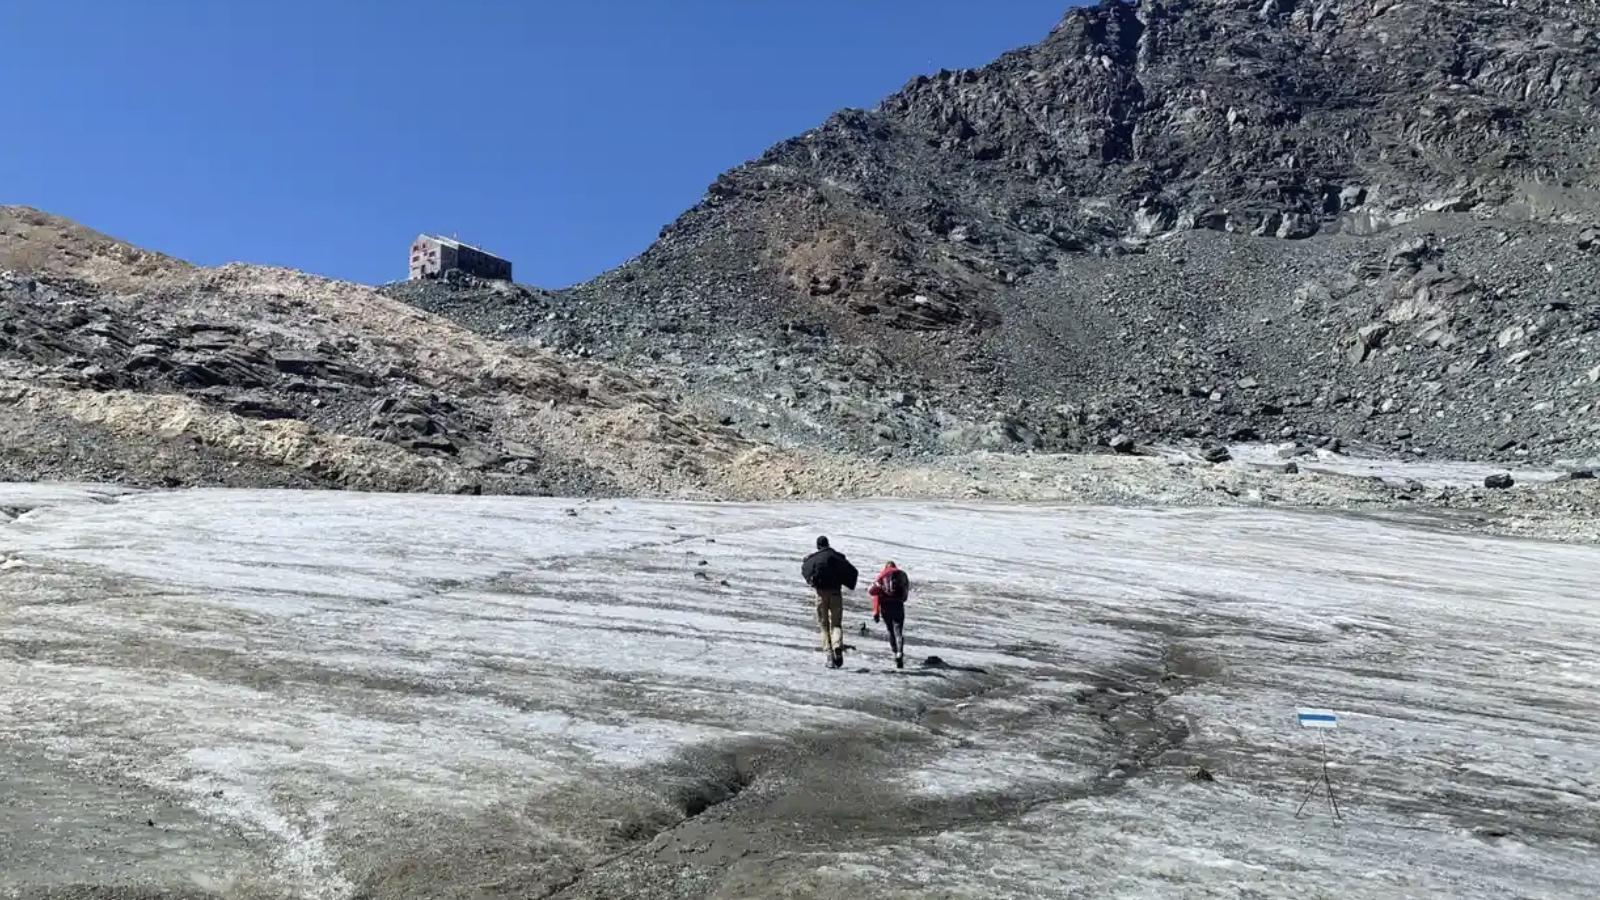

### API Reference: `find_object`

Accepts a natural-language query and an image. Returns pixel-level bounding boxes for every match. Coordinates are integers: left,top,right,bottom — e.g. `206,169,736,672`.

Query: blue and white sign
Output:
1297,708,1338,729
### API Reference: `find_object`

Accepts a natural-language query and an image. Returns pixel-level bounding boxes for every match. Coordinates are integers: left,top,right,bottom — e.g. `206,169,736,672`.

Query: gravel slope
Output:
398,0,1600,464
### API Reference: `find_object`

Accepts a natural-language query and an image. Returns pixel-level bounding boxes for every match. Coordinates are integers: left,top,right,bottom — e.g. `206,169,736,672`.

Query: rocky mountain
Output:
8,0,1600,500
401,0,1600,464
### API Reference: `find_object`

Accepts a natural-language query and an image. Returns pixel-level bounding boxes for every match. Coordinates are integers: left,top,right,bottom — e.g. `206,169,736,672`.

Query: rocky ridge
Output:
8,0,1600,517
4,202,1600,542
399,0,1600,466
0,207,772,497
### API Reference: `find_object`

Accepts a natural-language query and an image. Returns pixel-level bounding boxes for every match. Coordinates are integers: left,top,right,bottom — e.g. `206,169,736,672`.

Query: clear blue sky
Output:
3,1,1074,287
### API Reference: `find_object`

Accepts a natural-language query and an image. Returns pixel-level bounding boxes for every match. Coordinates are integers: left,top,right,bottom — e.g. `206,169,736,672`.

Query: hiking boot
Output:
833,649,844,668
895,654,905,670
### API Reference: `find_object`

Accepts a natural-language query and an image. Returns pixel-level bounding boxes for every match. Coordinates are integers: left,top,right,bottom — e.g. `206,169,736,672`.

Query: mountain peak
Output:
442,0,1600,464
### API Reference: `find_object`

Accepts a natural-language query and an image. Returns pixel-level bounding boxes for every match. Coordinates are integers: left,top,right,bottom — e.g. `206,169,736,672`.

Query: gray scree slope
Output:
395,0,1600,462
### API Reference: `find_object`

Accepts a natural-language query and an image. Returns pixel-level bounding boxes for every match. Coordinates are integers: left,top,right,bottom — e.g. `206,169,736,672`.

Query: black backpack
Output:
883,569,910,603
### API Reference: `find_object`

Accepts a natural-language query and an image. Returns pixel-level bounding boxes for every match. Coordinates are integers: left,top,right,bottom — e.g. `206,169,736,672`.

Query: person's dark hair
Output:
816,536,830,549
885,560,896,568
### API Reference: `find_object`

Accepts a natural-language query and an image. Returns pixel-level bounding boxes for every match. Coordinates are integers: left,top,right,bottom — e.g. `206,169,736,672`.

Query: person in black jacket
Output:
801,536,858,668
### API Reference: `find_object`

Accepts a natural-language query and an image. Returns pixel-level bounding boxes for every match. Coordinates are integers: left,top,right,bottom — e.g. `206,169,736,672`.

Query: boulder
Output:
1350,323,1391,362
1358,323,1391,348
404,437,459,456
1276,214,1319,240
940,417,1042,452
1483,473,1515,490
393,413,436,435
229,399,297,420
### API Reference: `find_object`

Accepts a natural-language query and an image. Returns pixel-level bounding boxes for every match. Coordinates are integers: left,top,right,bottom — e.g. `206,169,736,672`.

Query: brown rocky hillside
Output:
0,207,789,496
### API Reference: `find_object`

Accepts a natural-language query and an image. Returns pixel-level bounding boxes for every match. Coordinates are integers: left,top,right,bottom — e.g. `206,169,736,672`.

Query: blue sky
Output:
3,1,1072,287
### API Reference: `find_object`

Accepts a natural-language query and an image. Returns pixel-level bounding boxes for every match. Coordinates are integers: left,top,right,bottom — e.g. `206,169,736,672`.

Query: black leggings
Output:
880,600,906,655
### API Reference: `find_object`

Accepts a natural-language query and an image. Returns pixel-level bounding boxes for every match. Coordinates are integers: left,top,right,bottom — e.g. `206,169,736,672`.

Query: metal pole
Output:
1294,772,1322,818
1295,730,1345,821
1321,732,1344,821
1294,736,1323,818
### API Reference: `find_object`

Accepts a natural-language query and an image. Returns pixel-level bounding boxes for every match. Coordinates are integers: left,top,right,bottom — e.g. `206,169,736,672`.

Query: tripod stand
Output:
1294,730,1344,821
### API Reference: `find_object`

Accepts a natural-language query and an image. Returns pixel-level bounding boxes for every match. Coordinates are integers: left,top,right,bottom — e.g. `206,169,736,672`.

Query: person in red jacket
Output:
868,561,911,669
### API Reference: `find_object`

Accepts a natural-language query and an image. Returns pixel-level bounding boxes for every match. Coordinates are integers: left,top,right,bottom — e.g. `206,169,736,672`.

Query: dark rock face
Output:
395,0,1600,463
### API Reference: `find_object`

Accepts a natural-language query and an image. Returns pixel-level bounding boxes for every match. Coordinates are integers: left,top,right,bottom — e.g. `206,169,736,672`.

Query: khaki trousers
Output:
814,586,844,653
